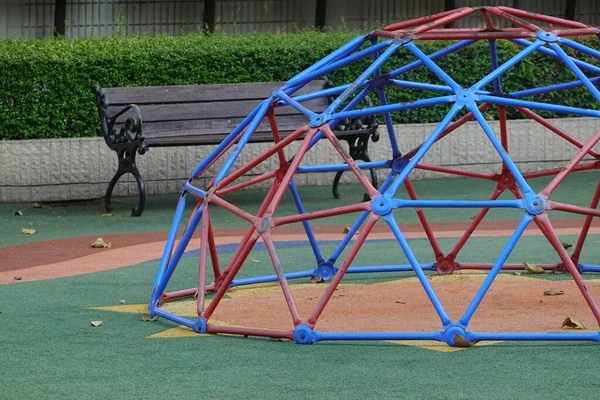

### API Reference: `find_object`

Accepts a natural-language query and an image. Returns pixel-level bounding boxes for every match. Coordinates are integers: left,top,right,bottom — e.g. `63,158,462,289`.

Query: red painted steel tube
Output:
267,111,288,168
517,107,600,159
208,220,222,281
197,207,211,316
206,324,294,340
485,7,540,32
384,9,462,31
547,201,600,218
497,6,591,29
541,128,600,197
414,32,539,40
210,195,258,224
499,106,509,172
196,127,248,181
457,263,561,270
273,202,370,227
216,170,279,196
404,178,444,260
480,9,496,31
216,125,309,190
522,163,600,179
307,213,379,327
411,8,476,35
161,288,198,302
554,29,600,37
321,125,379,198
415,164,496,180
535,213,600,326
572,179,600,263
262,232,303,325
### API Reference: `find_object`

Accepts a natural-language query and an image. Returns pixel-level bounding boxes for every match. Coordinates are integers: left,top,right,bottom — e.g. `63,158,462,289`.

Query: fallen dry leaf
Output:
523,261,544,274
32,202,42,208
21,228,36,235
90,321,103,327
119,300,126,304
13,276,22,281
102,213,113,217
561,242,573,250
561,317,585,329
90,238,111,248
544,288,564,296
14,210,22,216
309,276,324,284
251,259,261,263
138,310,158,322
342,226,351,234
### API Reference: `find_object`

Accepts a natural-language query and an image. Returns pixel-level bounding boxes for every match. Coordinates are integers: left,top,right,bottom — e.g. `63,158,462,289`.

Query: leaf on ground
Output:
251,259,261,263
523,261,544,274
21,228,36,235
544,288,564,296
561,242,573,250
90,238,111,248
32,202,42,208
13,276,22,281
90,321,103,327
138,310,158,322
119,300,126,304
309,276,324,284
561,317,585,329
14,210,23,216
342,226,351,234
102,213,113,217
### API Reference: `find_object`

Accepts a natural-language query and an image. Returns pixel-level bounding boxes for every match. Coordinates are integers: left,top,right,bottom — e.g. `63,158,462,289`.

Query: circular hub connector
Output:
293,325,315,345
525,195,547,215
371,195,394,216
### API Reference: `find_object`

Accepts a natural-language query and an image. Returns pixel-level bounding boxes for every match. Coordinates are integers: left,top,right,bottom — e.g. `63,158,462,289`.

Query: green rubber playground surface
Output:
1,175,600,399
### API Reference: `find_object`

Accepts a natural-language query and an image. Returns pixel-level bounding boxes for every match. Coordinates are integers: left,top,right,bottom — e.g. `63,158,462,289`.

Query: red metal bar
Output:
414,32,539,40
216,125,309,190
572,179,600,263
499,106,509,173
480,9,496,31
415,164,496,180
216,170,279,196
554,28,600,37
273,203,370,227
485,7,541,32
307,213,379,327
197,206,211,316
497,6,591,29
208,219,221,281
411,8,476,35
522,163,600,179
210,195,258,224
384,9,463,31
262,232,303,325
547,200,600,218
404,178,444,260
195,127,248,180
516,107,600,159
405,103,492,159
321,125,379,198
535,213,600,326
206,324,294,340
457,263,561,270
540,128,600,197
267,111,288,168
161,288,198,302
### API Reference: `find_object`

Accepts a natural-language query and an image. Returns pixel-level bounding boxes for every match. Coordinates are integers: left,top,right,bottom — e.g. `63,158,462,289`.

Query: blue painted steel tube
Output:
386,103,463,196
183,183,206,199
383,213,453,328
393,199,525,209
293,84,350,103
388,40,475,79
579,264,600,273
230,270,316,288
333,95,455,121
404,41,461,93
510,38,600,74
154,205,205,298
275,91,319,119
558,37,600,63
326,43,402,113
213,100,271,184
510,77,600,98
375,87,401,158
151,307,197,331
458,213,533,327
390,79,454,94
478,94,600,118
288,179,325,264
488,40,502,93
468,332,600,342
347,263,436,273
471,40,543,92
297,161,389,173
475,105,535,196
550,42,600,102
286,35,369,88
151,194,188,302
312,331,445,342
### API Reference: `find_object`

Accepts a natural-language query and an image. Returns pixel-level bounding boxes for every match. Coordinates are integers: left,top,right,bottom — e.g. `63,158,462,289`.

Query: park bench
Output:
92,80,379,216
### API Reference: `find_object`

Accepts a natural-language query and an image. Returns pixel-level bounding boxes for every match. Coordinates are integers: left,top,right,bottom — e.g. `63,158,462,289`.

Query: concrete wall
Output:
1,117,600,203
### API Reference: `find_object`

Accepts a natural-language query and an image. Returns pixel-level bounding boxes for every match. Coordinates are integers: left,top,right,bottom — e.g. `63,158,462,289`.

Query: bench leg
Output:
332,140,378,201
105,149,146,217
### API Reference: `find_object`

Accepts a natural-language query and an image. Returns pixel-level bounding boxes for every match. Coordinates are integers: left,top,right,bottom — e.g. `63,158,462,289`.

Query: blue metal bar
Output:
386,103,464,196
287,40,392,89
296,160,389,173
404,41,461,93
471,40,543,92
183,183,206,199
347,263,436,273
383,212,453,328
293,84,350,103
275,90,319,120
549,42,600,103
288,179,325,264
559,37,600,63
579,264,600,273
332,95,455,120
212,100,271,185
230,269,316,288
389,40,476,79
151,307,197,330
286,34,369,88
510,38,600,75
470,103,535,196
326,42,401,114
478,94,600,118
390,79,454,94
375,87,401,158
154,204,205,298
488,39,502,93
510,77,600,98
312,331,445,342
458,213,533,327
393,199,525,209
468,332,600,342
151,193,188,302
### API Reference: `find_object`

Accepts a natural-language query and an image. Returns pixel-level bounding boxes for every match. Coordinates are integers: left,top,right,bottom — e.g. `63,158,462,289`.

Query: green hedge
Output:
0,31,599,140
